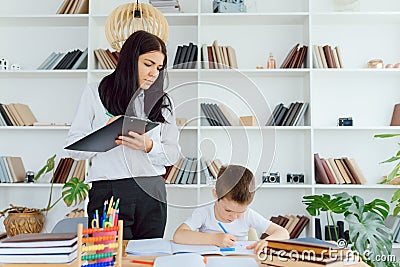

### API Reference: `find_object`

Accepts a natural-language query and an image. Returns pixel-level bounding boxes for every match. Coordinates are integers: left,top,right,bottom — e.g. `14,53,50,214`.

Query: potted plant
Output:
303,192,394,267
0,155,89,236
374,133,400,215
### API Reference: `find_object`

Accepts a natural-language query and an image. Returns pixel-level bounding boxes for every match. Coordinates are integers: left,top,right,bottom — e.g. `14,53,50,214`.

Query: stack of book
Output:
280,43,308,69
172,42,198,69
0,156,25,183
0,103,37,126
266,102,308,126
37,48,88,70
164,157,223,184
201,103,232,126
94,48,120,69
312,44,343,69
314,153,367,185
201,41,238,69
150,0,181,13
51,158,86,183
261,237,351,267
56,0,88,14
0,233,78,264
269,215,310,239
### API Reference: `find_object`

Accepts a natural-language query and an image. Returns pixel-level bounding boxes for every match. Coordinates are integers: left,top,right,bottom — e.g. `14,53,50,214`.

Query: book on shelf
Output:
201,41,238,69
314,153,331,184
126,238,255,256
56,0,88,14
280,43,309,69
390,103,400,126
0,156,26,183
270,215,309,239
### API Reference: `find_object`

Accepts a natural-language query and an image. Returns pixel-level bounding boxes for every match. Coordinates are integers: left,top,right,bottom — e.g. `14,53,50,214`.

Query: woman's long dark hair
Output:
98,30,171,123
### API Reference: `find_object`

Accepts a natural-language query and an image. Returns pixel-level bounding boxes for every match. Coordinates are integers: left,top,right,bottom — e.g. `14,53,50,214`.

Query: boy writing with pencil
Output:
173,164,289,254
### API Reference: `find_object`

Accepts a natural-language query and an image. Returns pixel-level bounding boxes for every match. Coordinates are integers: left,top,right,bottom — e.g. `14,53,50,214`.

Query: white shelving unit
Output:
0,1,400,252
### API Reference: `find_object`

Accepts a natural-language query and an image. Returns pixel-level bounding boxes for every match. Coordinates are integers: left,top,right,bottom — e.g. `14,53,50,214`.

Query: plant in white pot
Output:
0,154,89,236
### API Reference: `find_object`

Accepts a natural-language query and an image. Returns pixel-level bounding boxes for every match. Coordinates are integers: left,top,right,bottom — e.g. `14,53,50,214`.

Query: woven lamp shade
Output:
105,3,169,51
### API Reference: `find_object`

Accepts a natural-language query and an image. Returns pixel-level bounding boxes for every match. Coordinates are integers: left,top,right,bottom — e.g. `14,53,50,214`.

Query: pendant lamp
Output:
105,0,169,51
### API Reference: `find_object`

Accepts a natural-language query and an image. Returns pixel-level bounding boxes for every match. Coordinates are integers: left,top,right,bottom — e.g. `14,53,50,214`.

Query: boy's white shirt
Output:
183,203,271,240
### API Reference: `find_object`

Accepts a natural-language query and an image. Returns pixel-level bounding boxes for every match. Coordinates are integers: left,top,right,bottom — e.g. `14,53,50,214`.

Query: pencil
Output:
131,259,154,265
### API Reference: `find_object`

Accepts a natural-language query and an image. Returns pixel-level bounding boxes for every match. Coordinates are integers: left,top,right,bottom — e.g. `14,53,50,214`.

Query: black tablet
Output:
64,116,159,152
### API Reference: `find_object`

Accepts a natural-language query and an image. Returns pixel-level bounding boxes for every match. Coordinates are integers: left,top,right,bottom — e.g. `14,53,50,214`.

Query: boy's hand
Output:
246,239,268,254
214,233,236,248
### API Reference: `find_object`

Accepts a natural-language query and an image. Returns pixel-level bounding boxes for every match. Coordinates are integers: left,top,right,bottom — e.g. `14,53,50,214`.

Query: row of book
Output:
56,0,88,14
93,48,120,70
280,43,308,69
37,48,88,70
314,153,367,185
51,158,85,184
0,156,25,183
266,102,308,126
0,103,37,127
269,215,310,239
312,44,344,69
0,233,78,264
201,41,238,69
385,215,400,243
172,43,198,69
164,157,223,184
150,0,181,13
200,103,232,126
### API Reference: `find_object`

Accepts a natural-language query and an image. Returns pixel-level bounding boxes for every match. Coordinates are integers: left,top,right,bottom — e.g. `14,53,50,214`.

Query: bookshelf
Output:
1,0,400,252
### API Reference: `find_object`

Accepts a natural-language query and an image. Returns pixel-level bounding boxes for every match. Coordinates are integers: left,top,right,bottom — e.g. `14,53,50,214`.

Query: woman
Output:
65,30,180,239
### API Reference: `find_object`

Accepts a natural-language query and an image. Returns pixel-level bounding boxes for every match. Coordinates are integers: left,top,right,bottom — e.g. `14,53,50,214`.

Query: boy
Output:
173,165,289,254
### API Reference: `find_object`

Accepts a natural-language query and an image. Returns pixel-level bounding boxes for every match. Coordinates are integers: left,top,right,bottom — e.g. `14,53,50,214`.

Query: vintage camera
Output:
213,0,247,13
287,173,305,183
263,172,280,183
338,117,353,126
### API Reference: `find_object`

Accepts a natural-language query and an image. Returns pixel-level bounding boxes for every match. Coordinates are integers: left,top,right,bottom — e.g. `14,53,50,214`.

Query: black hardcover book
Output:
315,218,322,240
64,49,83,69
0,104,12,126
285,102,301,126
172,46,182,69
266,103,283,126
212,104,231,126
205,103,223,126
58,50,77,69
182,42,194,69
188,44,198,69
274,106,288,126
280,102,295,126
177,45,188,69
337,220,345,239
293,102,308,126
287,102,303,126
200,103,216,126
54,51,72,69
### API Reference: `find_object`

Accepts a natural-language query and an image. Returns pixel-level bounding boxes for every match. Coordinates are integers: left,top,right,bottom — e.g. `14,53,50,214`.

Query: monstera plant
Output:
0,154,89,236
303,192,394,267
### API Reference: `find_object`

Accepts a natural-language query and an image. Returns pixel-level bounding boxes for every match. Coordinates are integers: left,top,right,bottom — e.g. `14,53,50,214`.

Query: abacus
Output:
1,221,123,267
77,220,123,267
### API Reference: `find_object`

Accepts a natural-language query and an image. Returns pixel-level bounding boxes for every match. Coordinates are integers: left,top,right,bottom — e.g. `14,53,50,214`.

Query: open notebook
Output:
153,254,258,267
126,238,255,256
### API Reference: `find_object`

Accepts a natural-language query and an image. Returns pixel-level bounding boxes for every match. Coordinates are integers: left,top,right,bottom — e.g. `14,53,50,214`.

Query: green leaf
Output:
364,198,390,220
374,133,400,138
302,194,351,224
33,154,56,181
393,205,400,217
346,212,392,267
62,177,89,207
391,189,400,203
380,156,400,164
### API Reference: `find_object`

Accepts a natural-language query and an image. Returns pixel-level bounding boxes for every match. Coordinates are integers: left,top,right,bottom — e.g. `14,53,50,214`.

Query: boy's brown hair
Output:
215,165,255,204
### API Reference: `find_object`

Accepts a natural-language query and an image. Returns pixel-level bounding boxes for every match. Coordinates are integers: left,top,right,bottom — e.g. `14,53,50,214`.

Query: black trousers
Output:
87,176,167,240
